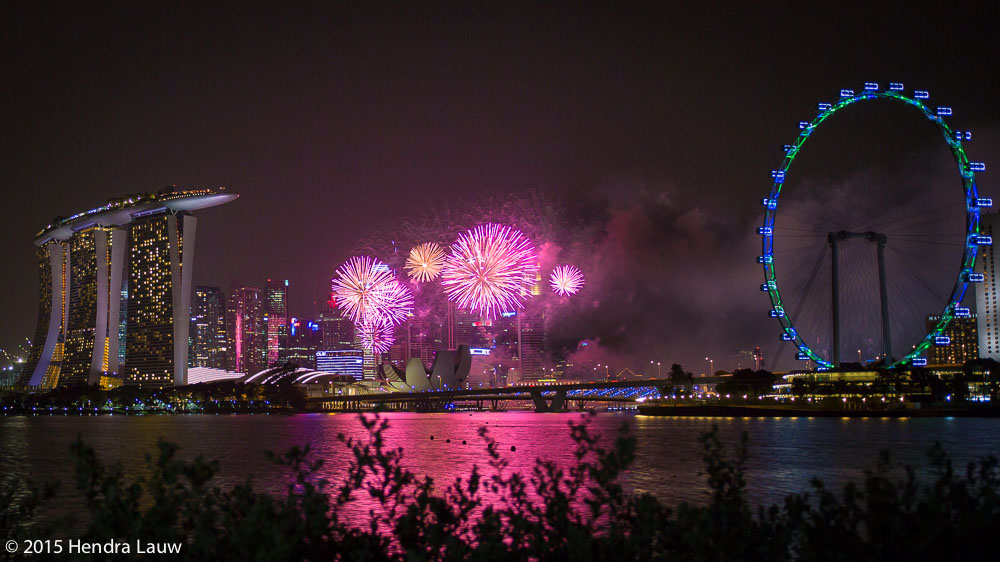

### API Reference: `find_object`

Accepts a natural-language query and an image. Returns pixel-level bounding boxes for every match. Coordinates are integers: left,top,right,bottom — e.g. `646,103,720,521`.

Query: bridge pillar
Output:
529,389,567,412
549,389,567,412
529,390,550,412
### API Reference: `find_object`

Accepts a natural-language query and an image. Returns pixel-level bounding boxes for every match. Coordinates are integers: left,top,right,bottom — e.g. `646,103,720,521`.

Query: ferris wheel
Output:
760,82,989,370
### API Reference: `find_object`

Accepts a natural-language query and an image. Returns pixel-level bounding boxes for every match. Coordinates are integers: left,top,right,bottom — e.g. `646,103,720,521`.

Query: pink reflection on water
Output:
287,411,628,527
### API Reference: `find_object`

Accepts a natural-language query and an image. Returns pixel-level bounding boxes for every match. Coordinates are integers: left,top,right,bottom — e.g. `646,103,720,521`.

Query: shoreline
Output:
636,404,1000,418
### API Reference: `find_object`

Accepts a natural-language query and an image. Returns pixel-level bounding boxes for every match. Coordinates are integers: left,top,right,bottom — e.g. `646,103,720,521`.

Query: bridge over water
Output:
305,377,725,412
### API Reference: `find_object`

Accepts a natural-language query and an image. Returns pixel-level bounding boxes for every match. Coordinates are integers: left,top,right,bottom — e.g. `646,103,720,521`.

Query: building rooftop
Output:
34,186,237,246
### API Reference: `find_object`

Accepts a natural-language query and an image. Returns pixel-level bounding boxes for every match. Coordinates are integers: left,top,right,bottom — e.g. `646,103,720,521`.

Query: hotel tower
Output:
17,187,237,388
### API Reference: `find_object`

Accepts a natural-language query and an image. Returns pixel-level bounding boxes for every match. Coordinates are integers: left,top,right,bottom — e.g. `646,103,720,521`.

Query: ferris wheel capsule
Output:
840,89,854,97
889,82,905,91
912,357,928,366
914,90,930,99
864,82,879,91
975,198,992,208
969,162,986,172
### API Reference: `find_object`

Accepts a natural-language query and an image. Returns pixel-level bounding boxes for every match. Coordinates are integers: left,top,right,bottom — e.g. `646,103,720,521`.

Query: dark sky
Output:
2,1,997,372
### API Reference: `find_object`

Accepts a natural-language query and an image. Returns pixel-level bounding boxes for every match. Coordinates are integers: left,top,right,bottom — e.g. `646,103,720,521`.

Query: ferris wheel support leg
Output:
829,234,841,369
877,236,893,365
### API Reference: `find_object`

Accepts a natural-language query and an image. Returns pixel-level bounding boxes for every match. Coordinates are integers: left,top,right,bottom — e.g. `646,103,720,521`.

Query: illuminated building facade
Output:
927,313,979,366
316,349,364,380
190,286,227,369
977,212,1000,360
227,281,266,375
264,279,289,366
18,188,236,388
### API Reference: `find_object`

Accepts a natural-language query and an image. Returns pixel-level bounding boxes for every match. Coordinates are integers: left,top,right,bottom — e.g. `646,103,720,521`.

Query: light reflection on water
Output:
2,412,1000,520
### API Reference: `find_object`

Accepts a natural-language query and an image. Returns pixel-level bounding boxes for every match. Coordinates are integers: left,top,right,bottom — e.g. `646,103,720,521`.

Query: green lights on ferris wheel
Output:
761,82,989,369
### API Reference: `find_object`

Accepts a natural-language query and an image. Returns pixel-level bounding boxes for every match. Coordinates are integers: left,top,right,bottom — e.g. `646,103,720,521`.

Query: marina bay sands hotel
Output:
17,187,237,389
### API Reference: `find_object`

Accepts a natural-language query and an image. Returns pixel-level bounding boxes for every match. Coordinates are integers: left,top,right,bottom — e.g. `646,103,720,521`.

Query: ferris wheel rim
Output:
760,84,985,370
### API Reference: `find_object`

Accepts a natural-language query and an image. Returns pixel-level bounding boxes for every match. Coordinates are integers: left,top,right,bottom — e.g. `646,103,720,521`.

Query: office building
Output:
227,281,266,375
316,349,364,380
190,286,227,369
264,279,289,366
977,212,1000,360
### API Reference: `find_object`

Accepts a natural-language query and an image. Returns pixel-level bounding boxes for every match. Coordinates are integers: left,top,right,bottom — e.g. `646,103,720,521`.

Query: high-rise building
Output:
318,300,354,350
124,213,196,388
977,212,1000,360
518,310,548,382
190,286,227,369
286,317,322,369
926,313,978,366
227,281,266,375
264,279,289,366
18,188,236,388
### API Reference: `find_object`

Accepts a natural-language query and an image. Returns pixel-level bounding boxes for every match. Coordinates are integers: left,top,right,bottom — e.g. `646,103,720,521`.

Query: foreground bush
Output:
3,415,999,560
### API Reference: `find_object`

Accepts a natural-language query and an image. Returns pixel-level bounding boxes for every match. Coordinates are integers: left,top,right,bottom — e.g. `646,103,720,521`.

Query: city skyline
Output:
1,3,997,373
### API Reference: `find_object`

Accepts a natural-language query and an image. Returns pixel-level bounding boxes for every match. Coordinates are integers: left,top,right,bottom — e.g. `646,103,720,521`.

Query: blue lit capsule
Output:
782,144,794,152
769,308,784,318
889,82,904,91
976,198,992,207
969,162,986,172
937,107,953,116
973,235,992,245
758,227,773,236
760,282,776,291
817,102,832,111
796,352,810,360
798,121,811,129
863,82,878,91
954,307,971,317
955,131,973,141
757,255,773,264
771,170,785,182
762,198,777,209
914,90,930,99
934,336,951,345
781,333,794,341
967,272,985,282
912,358,928,366
840,89,854,97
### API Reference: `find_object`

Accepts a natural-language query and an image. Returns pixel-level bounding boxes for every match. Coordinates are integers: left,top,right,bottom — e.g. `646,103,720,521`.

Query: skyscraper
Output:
264,279,289,366
227,281,266,375
318,300,354,350
18,188,236,388
190,286,227,369
976,212,1000,360
124,212,195,388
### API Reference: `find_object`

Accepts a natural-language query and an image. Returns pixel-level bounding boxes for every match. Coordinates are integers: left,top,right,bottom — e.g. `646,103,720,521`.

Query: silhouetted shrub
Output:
2,415,999,560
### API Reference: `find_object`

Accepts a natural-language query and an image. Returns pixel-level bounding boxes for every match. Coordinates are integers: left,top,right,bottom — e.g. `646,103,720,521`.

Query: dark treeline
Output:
0,380,305,414
3,415,999,560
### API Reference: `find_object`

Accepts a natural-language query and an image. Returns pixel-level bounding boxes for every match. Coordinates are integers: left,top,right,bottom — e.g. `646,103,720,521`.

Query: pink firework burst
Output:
550,264,585,296
441,223,539,318
358,318,395,354
405,242,446,282
331,256,413,325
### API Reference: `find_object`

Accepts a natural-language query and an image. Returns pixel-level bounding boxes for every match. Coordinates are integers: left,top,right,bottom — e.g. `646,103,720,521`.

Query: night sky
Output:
2,1,997,372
